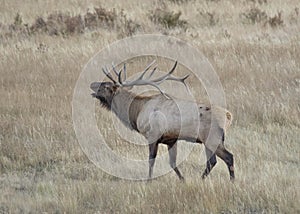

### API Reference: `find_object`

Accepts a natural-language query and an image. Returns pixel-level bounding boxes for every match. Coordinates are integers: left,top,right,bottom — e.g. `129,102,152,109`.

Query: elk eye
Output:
104,86,112,92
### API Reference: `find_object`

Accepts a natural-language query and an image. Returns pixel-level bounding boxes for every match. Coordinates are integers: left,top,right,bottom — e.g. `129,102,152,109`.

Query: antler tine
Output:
123,63,127,81
166,74,191,95
148,61,191,94
122,78,170,98
143,60,156,72
138,60,156,80
117,63,127,84
102,67,117,83
111,62,119,76
141,81,169,98
147,66,157,79
150,61,178,83
110,62,125,84
118,67,123,84
121,60,156,86
119,60,189,99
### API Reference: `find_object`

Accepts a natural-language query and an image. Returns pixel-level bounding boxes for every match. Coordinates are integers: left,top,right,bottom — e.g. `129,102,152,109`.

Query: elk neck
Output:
110,88,152,132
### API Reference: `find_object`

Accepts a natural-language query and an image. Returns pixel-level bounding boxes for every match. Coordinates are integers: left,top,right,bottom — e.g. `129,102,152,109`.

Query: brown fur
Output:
91,81,234,181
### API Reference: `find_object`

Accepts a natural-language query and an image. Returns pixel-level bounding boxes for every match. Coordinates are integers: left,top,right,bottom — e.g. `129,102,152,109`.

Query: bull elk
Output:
90,61,234,181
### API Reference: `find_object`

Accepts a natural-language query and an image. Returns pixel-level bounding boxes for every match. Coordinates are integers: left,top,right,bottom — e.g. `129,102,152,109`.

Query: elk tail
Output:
224,111,233,132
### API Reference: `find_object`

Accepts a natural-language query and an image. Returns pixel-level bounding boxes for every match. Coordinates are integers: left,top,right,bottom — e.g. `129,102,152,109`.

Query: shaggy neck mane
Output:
97,96,111,110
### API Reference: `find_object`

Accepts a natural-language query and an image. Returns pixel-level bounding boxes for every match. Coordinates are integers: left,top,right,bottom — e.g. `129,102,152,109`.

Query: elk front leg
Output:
168,142,184,180
201,147,217,179
148,142,158,180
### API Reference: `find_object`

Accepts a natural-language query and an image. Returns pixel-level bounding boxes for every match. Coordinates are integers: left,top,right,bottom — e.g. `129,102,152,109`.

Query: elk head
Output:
90,60,190,108
90,81,119,109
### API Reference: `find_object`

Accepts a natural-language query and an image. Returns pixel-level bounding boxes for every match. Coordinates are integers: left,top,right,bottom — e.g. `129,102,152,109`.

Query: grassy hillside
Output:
0,0,299,213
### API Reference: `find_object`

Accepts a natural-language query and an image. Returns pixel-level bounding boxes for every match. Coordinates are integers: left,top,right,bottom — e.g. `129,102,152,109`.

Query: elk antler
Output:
102,67,117,84
102,60,191,97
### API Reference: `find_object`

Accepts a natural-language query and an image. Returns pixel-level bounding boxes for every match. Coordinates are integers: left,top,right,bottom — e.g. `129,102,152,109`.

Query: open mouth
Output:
91,93,102,99
91,93,106,103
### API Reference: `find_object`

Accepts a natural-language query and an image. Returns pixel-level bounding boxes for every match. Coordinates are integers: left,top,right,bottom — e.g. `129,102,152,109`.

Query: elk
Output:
90,61,234,181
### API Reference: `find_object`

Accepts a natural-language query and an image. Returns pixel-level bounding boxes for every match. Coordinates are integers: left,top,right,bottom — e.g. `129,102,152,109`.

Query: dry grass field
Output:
0,0,300,213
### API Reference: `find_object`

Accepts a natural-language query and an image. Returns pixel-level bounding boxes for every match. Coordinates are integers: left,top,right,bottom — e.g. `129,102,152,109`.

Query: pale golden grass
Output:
0,0,300,213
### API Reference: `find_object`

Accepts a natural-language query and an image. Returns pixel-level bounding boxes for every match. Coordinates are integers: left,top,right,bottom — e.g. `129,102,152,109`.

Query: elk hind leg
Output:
201,147,217,179
148,142,158,180
215,144,235,180
168,142,184,180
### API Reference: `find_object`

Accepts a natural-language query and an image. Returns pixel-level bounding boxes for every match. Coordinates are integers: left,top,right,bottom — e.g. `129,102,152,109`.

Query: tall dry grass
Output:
0,0,299,213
